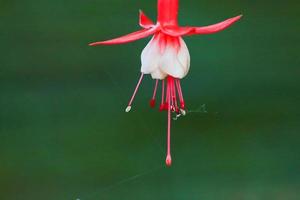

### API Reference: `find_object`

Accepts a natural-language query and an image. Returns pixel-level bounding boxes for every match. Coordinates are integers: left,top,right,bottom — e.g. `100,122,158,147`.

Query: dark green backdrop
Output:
1,0,299,199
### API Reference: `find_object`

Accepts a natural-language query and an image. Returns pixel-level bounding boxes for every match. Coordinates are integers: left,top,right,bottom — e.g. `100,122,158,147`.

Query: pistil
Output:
165,76,173,166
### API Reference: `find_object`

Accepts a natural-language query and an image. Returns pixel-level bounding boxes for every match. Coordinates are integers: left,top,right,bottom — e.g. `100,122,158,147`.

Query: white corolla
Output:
141,33,190,80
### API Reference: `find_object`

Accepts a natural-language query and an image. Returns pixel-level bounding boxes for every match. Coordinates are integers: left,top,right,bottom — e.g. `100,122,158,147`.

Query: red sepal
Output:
187,15,242,35
89,27,159,46
139,10,155,29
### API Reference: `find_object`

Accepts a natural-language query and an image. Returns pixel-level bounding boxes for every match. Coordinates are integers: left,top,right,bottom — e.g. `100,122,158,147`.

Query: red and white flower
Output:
90,0,242,166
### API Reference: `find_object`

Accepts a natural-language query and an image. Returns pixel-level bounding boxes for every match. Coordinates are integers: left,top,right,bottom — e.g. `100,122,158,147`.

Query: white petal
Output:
151,68,167,80
177,38,190,77
159,47,182,78
159,38,190,79
140,37,160,74
140,36,190,79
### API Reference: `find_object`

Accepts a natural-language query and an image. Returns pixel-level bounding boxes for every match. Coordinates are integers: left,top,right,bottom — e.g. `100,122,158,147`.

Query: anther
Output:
159,104,164,111
150,79,159,108
149,99,156,108
125,106,132,112
180,102,185,109
180,108,186,116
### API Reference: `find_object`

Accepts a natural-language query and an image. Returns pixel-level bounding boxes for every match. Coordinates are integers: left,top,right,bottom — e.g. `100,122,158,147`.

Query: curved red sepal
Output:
187,15,242,35
139,10,155,29
89,27,159,46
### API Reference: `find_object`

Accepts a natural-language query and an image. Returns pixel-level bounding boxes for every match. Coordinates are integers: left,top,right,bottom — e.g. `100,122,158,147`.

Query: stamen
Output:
164,81,169,109
159,80,165,111
180,108,186,116
169,78,174,111
175,79,185,109
172,78,179,113
125,106,132,112
126,73,144,112
150,79,159,108
166,76,172,167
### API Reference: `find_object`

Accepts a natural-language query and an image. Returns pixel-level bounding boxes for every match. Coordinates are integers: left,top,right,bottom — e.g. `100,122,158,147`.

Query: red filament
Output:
150,79,159,108
175,79,185,109
126,73,144,112
159,80,165,111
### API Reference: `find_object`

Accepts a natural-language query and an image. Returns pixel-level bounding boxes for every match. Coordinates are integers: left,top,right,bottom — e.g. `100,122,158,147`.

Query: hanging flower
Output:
89,0,242,167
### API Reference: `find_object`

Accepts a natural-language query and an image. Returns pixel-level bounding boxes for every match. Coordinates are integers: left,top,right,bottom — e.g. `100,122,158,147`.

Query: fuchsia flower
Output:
90,0,242,167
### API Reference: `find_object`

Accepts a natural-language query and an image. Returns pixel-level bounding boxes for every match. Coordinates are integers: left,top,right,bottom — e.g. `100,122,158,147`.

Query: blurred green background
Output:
1,0,299,199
